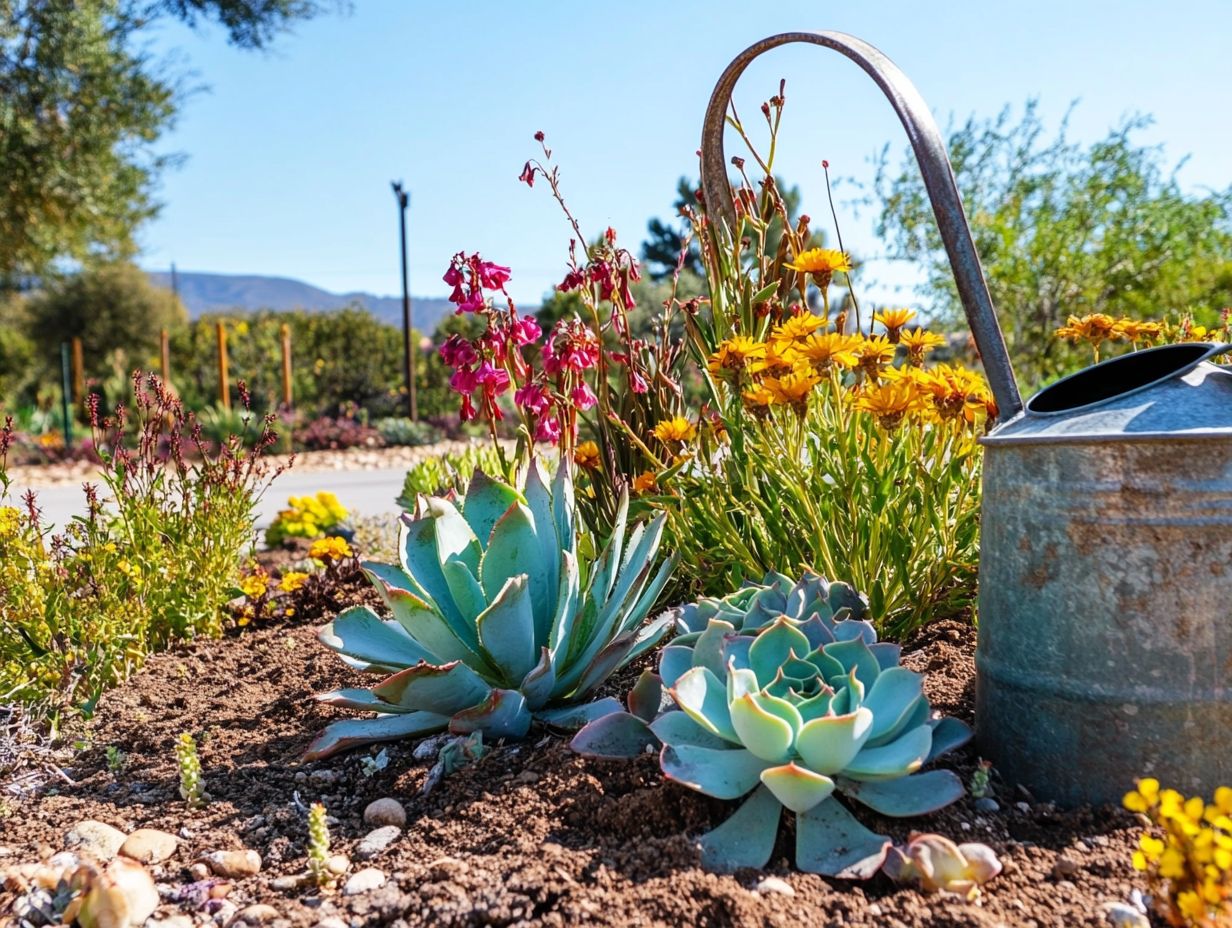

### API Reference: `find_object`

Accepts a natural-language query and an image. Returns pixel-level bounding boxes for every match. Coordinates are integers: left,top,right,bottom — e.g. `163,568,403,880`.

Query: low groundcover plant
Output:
306,459,675,758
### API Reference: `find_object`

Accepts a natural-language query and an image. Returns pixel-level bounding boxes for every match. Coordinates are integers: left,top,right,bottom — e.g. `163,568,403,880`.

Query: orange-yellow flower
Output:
631,470,658,495
918,364,994,423
761,338,799,375
853,335,897,378
899,328,946,365
855,380,920,430
652,417,697,443
574,440,601,470
784,248,852,289
795,332,861,372
763,364,821,413
1114,319,1163,344
873,308,916,342
1056,313,1119,358
707,336,767,381
741,384,776,416
770,312,825,345
309,536,353,561
279,571,309,593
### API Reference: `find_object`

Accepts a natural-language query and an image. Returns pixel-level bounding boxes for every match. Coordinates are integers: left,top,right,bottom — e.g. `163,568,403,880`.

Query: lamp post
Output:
391,181,417,420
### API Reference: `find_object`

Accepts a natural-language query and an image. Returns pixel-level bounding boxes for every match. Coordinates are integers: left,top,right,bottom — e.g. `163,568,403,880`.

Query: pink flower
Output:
542,340,560,375
477,260,512,290
475,361,511,395
512,315,541,346
556,269,585,293
519,161,536,187
515,383,550,416
534,415,561,444
460,395,477,421
443,261,463,289
449,366,478,395
455,290,486,314
439,335,477,369
629,369,648,394
571,382,597,411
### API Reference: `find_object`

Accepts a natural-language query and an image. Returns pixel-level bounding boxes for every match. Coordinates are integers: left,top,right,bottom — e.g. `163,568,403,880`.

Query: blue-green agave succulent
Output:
305,461,674,759
572,571,971,877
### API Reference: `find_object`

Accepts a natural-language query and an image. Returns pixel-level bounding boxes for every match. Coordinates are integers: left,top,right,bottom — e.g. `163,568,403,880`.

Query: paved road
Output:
14,465,409,532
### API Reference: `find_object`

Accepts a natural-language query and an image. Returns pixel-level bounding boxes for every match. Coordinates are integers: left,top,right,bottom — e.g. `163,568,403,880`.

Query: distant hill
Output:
145,270,456,333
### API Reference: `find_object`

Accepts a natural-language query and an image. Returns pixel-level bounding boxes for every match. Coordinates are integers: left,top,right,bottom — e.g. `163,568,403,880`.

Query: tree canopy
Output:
875,100,1232,388
0,0,336,289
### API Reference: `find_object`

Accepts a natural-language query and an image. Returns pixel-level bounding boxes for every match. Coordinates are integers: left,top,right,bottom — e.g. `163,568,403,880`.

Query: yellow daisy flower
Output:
770,313,825,345
279,571,309,593
309,536,353,561
652,417,697,443
707,336,767,381
631,470,658,495
574,440,601,470
899,328,946,365
873,308,916,342
795,332,862,372
783,248,852,288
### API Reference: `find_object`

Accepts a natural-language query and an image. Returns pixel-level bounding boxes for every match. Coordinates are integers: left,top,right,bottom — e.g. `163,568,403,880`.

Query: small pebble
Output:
202,849,262,878
974,797,1000,813
754,876,794,896
64,820,127,861
342,867,386,896
309,769,339,786
153,916,195,928
314,919,348,928
229,903,281,924
1052,856,1081,878
1015,801,1032,814
1103,903,1150,928
120,828,178,864
189,862,211,881
362,798,406,829
514,770,539,785
354,826,400,861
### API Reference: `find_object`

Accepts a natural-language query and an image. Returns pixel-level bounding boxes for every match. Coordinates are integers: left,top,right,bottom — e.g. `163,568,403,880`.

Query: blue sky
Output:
139,0,1232,307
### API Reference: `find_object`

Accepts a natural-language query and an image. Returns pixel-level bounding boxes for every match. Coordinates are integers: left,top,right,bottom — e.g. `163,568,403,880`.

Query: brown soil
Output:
0,616,1149,927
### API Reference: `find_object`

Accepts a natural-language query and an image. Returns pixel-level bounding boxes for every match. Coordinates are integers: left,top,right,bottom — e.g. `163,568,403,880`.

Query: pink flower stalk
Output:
439,335,477,369
629,369,649,394
475,361,511,395
476,261,512,291
514,383,551,416
455,290,486,314
512,315,541,346
534,415,561,444
449,366,478,395
571,382,597,411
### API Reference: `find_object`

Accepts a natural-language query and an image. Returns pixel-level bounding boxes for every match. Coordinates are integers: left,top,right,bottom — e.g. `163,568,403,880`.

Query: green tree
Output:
25,261,186,385
875,101,1232,388
0,0,335,289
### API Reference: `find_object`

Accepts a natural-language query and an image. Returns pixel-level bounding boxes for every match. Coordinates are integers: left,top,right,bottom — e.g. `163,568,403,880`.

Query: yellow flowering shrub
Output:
309,536,353,562
265,491,348,547
1055,311,1224,363
1125,778,1232,927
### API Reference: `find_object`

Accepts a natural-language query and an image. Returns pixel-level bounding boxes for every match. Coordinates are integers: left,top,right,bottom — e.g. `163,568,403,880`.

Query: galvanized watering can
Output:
701,32,1232,806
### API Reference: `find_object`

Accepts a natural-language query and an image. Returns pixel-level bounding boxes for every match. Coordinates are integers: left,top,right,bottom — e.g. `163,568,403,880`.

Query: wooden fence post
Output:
159,329,171,388
70,337,84,404
280,323,293,410
216,322,230,411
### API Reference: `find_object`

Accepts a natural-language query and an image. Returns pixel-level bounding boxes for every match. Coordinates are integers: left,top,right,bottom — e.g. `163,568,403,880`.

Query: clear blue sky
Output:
138,0,1232,308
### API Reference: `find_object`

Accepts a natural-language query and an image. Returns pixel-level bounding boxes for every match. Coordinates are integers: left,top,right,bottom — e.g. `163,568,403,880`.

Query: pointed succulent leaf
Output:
729,692,799,763
361,561,424,601
523,459,561,614
822,638,881,691
832,619,877,644
569,630,639,700
650,710,731,750
697,785,781,873
570,711,657,759
748,617,812,688
720,634,754,674
795,707,874,775
690,620,737,679
795,688,835,723
838,769,965,817
660,743,769,800
867,694,930,749
598,512,666,631
797,613,837,650
519,647,556,710
620,554,676,635
399,514,467,628
461,469,523,549
372,660,491,715
548,550,580,658
319,607,439,669
440,560,488,628
386,586,484,667
591,490,629,604
760,762,837,813
926,717,974,762
620,613,675,666
448,687,532,739
537,696,623,729
550,462,575,556
314,688,414,713
427,496,482,574
481,503,552,646
670,666,738,743
844,725,933,781
627,668,664,723
658,645,695,688
304,711,450,760
795,796,891,878
869,642,903,670
862,667,925,742
475,575,537,684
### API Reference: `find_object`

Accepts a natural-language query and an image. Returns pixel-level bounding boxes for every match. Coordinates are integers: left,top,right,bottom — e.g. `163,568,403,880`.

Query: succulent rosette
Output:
573,572,971,877
306,460,674,759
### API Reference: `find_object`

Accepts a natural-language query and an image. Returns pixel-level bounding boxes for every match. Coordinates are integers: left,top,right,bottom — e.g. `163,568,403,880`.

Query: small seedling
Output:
970,759,993,799
174,732,208,807
359,748,389,779
306,802,331,886
105,746,127,774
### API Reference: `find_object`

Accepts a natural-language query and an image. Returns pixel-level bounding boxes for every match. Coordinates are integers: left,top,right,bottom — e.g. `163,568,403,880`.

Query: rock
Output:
1103,903,1150,928
326,855,350,876
427,856,468,880
150,916,195,928
513,770,539,785
211,900,238,926
271,873,310,891
314,918,349,928
189,862,211,881
121,829,179,864
974,797,1000,813
308,769,339,786
72,857,159,927
1052,856,1081,878
1015,801,1031,814
343,868,386,896
229,903,281,924
362,798,406,829
354,826,400,861
65,820,127,861
754,876,794,896
202,849,262,878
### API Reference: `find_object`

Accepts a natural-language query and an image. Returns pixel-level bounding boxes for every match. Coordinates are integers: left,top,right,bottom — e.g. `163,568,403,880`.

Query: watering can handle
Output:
699,31,1024,419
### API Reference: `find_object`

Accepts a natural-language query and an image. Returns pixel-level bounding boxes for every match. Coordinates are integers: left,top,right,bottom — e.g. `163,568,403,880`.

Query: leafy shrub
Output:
374,417,443,447
395,443,509,508
264,491,349,547
293,415,383,452
0,374,279,725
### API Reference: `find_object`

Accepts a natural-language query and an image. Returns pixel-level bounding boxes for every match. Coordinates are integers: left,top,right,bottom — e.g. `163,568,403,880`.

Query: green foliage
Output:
265,490,348,547
396,444,509,508
24,262,186,389
175,732,207,807
875,101,1232,389
305,461,675,759
0,376,275,725
374,417,443,447
306,801,330,886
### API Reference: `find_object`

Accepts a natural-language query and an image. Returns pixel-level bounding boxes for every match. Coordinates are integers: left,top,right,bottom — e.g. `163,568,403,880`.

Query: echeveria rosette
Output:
571,572,972,878
305,460,675,759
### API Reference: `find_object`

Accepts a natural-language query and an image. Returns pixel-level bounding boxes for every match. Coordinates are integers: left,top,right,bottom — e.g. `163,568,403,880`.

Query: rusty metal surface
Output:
698,31,1022,420
977,434,1232,805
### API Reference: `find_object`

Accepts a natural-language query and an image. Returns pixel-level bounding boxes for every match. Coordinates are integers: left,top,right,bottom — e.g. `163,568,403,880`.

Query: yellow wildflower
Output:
783,248,852,289
309,536,353,561
853,335,897,379
855,380,921,430
899,328,947,365
574,440,601,470
1114,319,1163,344
652,417,697,443
770,313,825,345
873,308,916,342
795,332,861,372
741,385,776,417
707,336,767,382
763,364,821,414
239,571,268,599
761,338,799,375
1056,313,1119,359
631,471,658,495
279,571,309,593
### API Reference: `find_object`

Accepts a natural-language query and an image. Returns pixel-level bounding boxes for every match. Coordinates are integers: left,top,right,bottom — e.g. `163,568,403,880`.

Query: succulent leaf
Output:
319,607,438,670
843,725,932,781
660,743,769,799
475,575,537,684
303,711,451,761
372,661,491,715
570,710,657,758
697,785,782,873
400,515,467,629
671,666,738,743
448,687,532,739
536,696,623,729
796,796,892,878
760,762,837,812
461,469,524,547
795,708,874,775
838,769,965,817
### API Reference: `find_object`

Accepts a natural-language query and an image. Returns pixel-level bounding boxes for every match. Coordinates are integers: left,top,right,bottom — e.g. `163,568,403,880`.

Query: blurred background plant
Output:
0,373,281,727
396,444,512,508
264,491,349,547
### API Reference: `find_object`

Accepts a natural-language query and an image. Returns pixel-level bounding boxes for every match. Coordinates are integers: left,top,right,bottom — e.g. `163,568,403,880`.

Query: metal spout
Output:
699,31,1023,419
